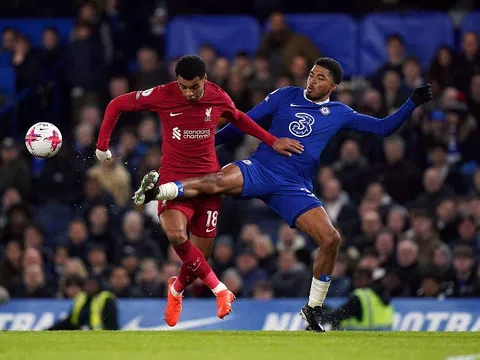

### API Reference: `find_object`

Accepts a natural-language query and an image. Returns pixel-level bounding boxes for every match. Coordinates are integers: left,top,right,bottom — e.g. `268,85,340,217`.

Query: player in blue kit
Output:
134,57,433,332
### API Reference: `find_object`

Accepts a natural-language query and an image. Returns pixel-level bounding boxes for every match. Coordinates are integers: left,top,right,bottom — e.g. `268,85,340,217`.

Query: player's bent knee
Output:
323,228,342,251
166,229,188,247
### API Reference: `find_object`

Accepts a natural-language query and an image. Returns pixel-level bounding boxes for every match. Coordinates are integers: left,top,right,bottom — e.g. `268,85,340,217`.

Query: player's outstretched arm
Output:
223,110,304,156
96,87,162,161
342,84,433,136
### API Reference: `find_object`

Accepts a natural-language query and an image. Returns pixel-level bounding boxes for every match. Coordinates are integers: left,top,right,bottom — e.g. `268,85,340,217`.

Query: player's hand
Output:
410,83,433,106
272,138,304,157
95,149,112,162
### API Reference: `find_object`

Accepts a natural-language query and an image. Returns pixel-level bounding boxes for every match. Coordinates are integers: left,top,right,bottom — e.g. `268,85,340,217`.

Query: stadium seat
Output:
0,66,15,96
0,52,12,67
0,18,74,48
166,16,261,60
264,14,358,77
359,12,455,76
459,12,480,40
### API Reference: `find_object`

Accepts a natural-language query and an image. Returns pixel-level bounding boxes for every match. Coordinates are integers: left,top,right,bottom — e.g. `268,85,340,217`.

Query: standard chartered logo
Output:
172,127,181,140
172,127,210,140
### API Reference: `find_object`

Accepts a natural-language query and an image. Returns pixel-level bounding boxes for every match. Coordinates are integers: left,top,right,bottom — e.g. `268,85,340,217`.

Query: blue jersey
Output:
217,86,417,183
215,86,417,226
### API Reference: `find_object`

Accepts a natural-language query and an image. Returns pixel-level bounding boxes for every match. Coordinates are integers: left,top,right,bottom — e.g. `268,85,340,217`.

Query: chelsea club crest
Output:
320,107,330,116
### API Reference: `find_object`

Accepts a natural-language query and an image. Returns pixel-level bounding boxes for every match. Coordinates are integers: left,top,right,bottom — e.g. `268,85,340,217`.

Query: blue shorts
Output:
234,158,323,227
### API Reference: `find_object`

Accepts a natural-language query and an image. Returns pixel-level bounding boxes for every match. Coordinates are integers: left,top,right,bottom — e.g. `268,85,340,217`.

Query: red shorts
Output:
158,195,222,238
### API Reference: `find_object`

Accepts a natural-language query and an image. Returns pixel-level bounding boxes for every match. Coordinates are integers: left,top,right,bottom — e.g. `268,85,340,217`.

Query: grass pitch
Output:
0,331,479,360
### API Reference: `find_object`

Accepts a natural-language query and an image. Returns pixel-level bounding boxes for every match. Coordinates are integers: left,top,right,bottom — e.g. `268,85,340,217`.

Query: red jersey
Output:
97,80,276,180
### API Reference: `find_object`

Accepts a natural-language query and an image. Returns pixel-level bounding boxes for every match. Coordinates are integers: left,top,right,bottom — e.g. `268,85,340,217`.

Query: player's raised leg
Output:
133,163,244,204
159,209,233,326
295,206,342,332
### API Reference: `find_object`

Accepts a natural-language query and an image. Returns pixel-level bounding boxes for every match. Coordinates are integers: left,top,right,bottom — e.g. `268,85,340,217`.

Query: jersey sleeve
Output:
215,88,285,146
96,86,165,151
341,99,417,136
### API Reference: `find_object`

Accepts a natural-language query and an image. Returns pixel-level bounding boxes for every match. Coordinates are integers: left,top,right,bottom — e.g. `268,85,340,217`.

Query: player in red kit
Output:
95,55,303,326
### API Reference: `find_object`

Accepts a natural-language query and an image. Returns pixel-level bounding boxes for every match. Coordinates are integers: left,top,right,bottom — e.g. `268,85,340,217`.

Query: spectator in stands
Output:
276,224,311,267
386,205,408,239
357,250,380,271
259,12,321,77
428,46,455,93
450,216,480,257
80,174,115,216
66,22,105,113
358,89,384,117
321,178,357,239
253,234,277,275
134,46,166,90
221,268,244,297
13,264,53,298
455,31,480,94
212,56,229,89
235,249,268,296
451,245,476,297
1,27,18,53
232,51,254,80
108,75,130,101
53,245,68,283
374,229,396,269
418,272,444,298
87,244,112,286
352,211,383,253
372,34,406,89
87,205,116,260
431,243,454,282
57,257,88,298
435,198,460,243
412,168,455,215
329,252,351,297
372,135,422,204
402,57,424,92
40,27,63,70
0,138,31,198
114,211,161,264
248,53,274,94
332,139,370,204
0,240,23,294
226,71,251,112
406,210,442,267
88,154,131,207
77,1,113,66
23,224,54,267
289,55,308,87
364,182,393,211
394,239,424,296
108,266,139,297
136,258,164,297
212,235,235,278
382,70,409,113
1,203,31,245
66,219,90,264
428,143,465,194
271,250,310,298
199,44,217,77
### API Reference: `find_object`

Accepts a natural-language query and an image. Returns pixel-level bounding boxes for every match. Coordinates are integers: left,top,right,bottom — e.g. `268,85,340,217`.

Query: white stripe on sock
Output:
170,283,183,297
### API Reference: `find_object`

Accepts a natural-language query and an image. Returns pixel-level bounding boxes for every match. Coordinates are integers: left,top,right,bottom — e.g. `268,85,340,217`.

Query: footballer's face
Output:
306,65,337,101
178,75,206,102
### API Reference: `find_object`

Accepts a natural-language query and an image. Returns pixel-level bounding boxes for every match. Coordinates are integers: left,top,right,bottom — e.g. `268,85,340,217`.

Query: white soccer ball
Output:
25,122,63,158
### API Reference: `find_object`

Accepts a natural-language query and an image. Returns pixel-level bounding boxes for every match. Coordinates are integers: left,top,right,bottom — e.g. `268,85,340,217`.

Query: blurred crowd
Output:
0,3,480,302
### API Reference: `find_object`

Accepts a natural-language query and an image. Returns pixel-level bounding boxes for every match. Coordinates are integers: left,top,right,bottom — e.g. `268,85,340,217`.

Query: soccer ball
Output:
25,122,63,158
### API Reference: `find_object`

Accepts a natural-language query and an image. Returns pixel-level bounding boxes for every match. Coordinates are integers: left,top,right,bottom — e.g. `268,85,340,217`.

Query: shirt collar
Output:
303,90,330,105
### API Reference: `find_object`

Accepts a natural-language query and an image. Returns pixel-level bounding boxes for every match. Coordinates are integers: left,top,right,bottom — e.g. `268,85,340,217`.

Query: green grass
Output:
0,331,479,360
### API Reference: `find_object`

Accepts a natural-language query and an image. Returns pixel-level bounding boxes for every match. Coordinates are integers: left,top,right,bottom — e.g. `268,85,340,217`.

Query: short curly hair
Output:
314,57,343,85
175,55,206,80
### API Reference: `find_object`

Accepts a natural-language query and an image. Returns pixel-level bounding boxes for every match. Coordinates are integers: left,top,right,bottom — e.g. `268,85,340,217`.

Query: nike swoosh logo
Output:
290,103,303,107
206,228,216,233
170,112,183,117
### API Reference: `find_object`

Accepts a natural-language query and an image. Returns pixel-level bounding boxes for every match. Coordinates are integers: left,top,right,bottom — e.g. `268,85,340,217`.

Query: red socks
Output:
173,240,220,293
